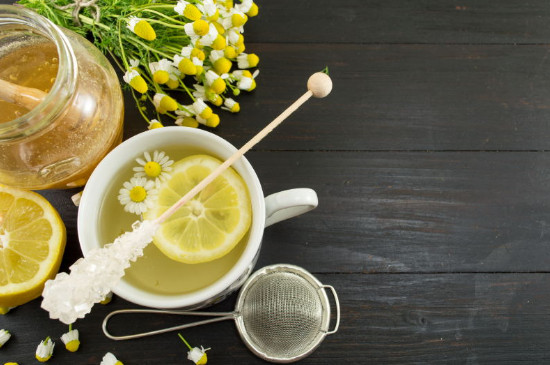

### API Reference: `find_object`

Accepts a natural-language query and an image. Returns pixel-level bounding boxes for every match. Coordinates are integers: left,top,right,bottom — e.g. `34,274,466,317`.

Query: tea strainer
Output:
102,264,340,363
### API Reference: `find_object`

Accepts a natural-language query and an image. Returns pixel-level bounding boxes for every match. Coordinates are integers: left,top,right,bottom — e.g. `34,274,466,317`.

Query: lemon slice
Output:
144,155,252,264
0,185,66,309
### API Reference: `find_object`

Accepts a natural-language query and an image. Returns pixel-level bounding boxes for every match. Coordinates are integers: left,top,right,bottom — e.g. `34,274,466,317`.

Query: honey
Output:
0,42,58,123
0,6,124,190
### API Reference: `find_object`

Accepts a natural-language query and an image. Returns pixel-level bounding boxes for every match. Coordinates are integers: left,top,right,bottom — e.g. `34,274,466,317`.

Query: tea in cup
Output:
78,127,318,309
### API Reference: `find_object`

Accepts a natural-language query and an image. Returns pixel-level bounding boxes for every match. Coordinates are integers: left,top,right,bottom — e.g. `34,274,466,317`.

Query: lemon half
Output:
0,185,66,308
144,155,252,264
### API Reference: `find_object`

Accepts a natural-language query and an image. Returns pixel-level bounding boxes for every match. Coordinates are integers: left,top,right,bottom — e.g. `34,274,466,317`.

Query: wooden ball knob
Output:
307,72,333,98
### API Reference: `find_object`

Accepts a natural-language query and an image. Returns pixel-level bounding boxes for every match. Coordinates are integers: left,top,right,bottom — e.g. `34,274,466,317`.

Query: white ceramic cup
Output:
77,127,318,309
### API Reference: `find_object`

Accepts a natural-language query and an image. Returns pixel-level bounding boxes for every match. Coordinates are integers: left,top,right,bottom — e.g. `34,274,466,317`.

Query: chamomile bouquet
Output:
17,0,259,129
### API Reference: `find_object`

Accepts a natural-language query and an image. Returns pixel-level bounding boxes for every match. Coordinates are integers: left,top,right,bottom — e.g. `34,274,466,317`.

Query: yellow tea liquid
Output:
97,147,250,295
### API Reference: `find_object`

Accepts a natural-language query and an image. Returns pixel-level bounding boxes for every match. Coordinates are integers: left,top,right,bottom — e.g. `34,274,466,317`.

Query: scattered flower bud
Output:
35,337,54,362
0,329,11,348
178,334,210,365
61,328,80,352
100,291,114,304
100,352,123,365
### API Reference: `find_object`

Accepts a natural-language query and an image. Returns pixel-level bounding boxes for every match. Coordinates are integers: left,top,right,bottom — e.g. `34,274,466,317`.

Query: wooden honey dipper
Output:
0,77,48,111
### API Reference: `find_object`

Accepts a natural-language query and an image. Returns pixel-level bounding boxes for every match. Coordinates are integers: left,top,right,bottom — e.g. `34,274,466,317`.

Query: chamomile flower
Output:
153,93,178,113
174,54,198,75
148,119,164,129
184,19,210,37
176,116,200,128
197,23,219,48
237,52,259,69
123,69,148,94
101,352,123,365
196,113,220,128
198,0,219,21
193,98,213,119
205,70,227,94
235,0,258,16
221,10,248,30
35,337,54,362
174,0,202,21
233,69,259,91
210,50,232,75
222,98,240,113
133,151,174,185
178,334,210,365
0,329,11,348
61,326,80,352
118,177,158,215
149,59,177,85
126,16,156,41
166,69,182,89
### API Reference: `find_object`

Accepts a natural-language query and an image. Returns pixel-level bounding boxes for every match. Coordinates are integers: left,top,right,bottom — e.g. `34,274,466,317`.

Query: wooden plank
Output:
2,273,550,364
39,150,550,274
248,0,550,45
121,43,550,151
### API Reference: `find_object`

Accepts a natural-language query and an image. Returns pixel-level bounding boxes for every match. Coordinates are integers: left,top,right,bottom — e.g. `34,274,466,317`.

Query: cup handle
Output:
264,188,318,227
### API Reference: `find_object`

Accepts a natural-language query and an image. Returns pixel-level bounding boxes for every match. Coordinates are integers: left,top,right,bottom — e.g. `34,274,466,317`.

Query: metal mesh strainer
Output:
103,264,340,363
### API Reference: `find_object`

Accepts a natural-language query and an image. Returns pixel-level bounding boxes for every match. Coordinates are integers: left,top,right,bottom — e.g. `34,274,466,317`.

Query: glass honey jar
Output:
0,5,124,189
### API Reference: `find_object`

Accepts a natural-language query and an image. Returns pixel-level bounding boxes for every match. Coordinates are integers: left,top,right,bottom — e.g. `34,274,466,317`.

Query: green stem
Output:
130,89,151,122
179,79,197,102
126,37,173,59
132,9,189,26
178,333,193,350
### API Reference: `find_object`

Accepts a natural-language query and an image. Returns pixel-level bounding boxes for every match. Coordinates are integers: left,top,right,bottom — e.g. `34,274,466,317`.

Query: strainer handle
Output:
322,285,341,335
102,309,235,340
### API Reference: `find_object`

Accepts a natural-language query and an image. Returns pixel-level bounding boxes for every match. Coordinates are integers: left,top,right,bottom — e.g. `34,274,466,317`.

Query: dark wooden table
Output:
3,0,550,363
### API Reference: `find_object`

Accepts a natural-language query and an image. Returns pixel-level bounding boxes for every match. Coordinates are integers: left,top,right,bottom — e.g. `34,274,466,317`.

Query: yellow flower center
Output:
65,340,80,352
184,4,202,21
236,42,245,54
193,20,209,36
199,106,213,119
224,46,237,59
178,58,197,75
153,70,169,84
144,161,162,177
208,93,223,106
210,77,226,94
191,48,206,61
213,21,225,35
247,53,260,68
206,113,220,128
212,35,227,51
214,57,232,75
130,75,148,93
232,13,248,27
160,95,178,111
134,20,156,41
247,3,259,17
166,78,180,89
230,102,240,113
181,117,199,128
129,186,147,202
197,353,208,365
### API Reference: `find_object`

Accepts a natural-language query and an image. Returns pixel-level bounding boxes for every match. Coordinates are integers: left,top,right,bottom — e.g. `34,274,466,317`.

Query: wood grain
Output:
247,0,550,45
2,273,550,364
192,43,550,152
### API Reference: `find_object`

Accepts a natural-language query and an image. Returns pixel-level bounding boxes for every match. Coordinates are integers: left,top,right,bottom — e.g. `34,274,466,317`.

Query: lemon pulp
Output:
0,185,66,308
144,155,252,264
